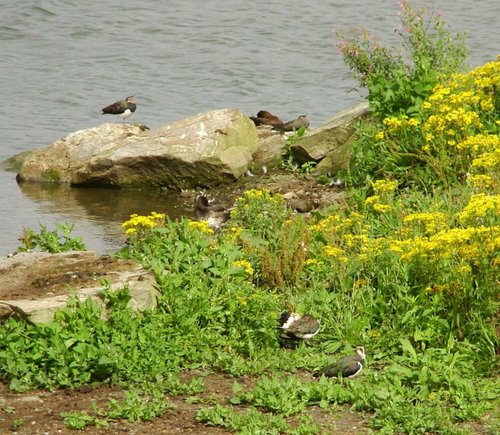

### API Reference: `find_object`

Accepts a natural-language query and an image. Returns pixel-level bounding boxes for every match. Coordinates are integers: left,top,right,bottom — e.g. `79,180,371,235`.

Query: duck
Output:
101,96,137,119
278,311,320,347
195,196,231,230
249,110,284,129
273,115,309,132
313,346,366,379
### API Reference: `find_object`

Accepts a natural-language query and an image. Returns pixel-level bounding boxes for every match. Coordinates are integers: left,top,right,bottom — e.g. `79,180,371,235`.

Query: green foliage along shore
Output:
2,1,499,433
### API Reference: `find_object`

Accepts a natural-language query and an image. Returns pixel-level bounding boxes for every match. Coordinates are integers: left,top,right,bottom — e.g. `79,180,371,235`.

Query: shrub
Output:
336,0,468,120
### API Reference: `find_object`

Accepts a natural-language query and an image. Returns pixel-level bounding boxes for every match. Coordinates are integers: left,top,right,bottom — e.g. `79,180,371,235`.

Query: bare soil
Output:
0,372,371,434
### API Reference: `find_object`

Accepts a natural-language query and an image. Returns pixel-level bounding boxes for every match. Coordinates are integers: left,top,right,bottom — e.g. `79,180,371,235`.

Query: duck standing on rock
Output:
273,115,309,132
313,346,366,379
101,96,137,120
249,110,284,129
278,311,320,348
195,196,231,230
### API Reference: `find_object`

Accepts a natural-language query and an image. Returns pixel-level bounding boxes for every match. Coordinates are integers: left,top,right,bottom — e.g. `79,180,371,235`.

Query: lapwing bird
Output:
101,96,137,119
273,115,309,132
195,196,231,230
278,311,320,348
249,110,284,129
313,346,366,379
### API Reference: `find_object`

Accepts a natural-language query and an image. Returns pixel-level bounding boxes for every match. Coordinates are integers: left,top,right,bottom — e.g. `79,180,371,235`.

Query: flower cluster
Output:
458,193,500,227
402,212,448,236
390,226,499,265
121,212,166,236
364,179,399,214
188,220,214,235
382,115,421,135
233,259,254,277
230,188,289,238
422,58,499,152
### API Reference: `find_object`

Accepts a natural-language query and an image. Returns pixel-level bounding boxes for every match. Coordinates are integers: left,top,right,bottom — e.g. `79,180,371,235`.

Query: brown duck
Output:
249,110,284,128
195,196,231,230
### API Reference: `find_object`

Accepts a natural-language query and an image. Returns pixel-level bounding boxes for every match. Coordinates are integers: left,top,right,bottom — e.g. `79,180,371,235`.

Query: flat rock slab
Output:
17,109,259,190
0,251,158,323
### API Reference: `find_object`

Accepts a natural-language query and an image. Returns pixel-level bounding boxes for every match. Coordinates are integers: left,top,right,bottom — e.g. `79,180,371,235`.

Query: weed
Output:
97,387,174,422
196,404,289,434
60,411,108,430
336,0,467,119
11,418,24,430
4,406,15,414
281,126,311,173
18,222,85,253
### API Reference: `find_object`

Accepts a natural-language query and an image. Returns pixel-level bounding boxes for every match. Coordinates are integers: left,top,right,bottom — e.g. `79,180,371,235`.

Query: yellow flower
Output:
305,258,323,266
403,212,448,235
236,295,248,306
472,151,500,170
323,245,345,258
407,118,421,127
480,96,494,111
233,259,254,277
121,212,166,235
458,193,500,225
373,179,398,195
458,265,472,274
365,195,380,206
467,174,494,190
375,131,385,141
188,220,214,234
373,203,392,213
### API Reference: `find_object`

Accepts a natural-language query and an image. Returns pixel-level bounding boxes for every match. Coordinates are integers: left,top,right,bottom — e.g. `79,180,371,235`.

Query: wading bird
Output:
101,96,137,119
313,346,366,379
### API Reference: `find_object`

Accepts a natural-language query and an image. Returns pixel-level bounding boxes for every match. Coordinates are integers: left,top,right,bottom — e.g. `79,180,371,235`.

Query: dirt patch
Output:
0,372,371,434
201,169,345,213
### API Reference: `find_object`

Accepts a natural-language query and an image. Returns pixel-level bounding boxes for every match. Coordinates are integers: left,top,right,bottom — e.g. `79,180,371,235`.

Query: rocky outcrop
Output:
0,251,158,324
17,109,260,190
14,104,370,190
291,102,369,175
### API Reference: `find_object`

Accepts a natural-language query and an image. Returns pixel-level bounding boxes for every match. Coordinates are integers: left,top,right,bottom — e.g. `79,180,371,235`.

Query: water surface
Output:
1,0,498,254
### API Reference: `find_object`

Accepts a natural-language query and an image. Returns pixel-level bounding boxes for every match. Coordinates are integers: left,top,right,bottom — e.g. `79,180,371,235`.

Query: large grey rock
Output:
0,251,158,324
291,102,369,174
17,109,259,190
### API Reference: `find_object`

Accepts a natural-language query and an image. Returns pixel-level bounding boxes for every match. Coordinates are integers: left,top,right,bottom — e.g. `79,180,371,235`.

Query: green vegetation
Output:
281,126,316,175
1,2,499,433
18,222,86,253
42,168,62,182
336,0,468,120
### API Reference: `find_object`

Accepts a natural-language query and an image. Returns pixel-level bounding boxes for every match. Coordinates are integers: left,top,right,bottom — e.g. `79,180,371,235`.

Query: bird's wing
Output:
287,316,318,334
315,356,359,378
102,100,127,114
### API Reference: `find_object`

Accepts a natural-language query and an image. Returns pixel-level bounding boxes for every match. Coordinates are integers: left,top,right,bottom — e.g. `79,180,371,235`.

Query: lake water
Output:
1,0,498,255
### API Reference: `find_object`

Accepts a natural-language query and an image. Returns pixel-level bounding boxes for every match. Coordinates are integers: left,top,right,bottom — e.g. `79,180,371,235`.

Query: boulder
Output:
0,251,158,324
291,102,369,175
250,126,287,172
17,109,259,190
